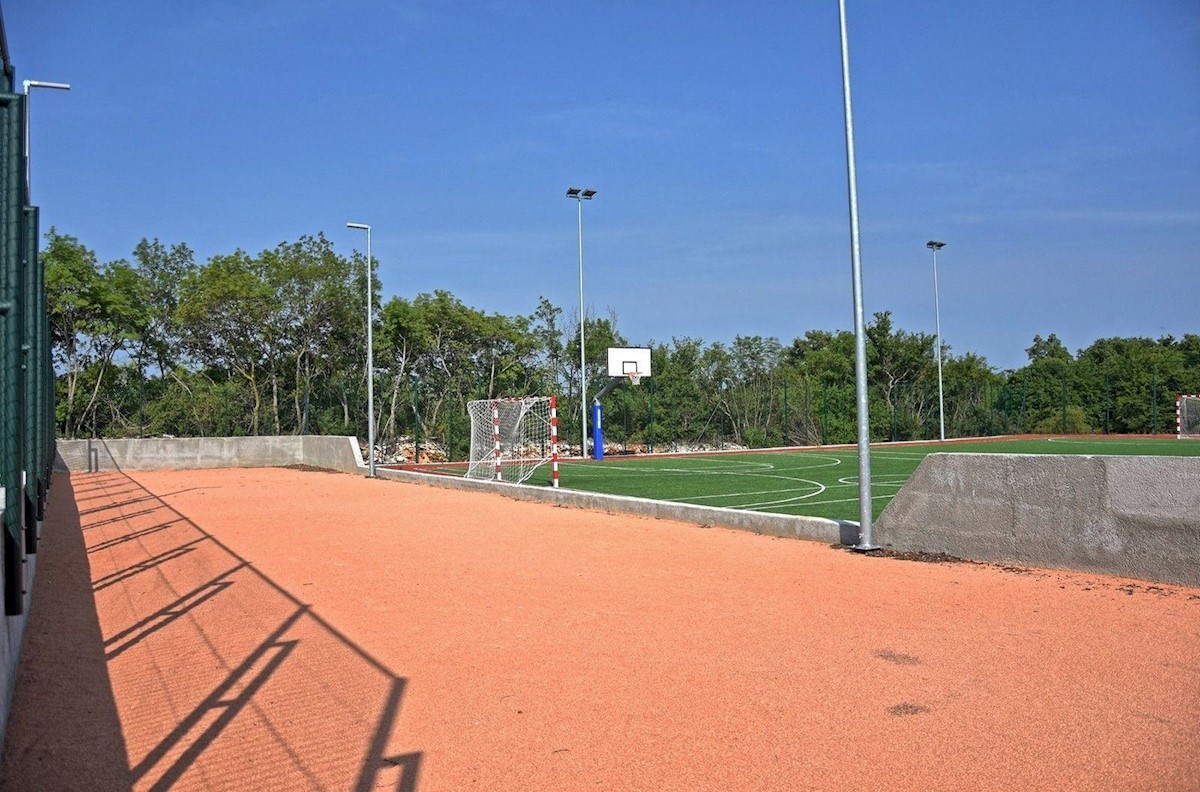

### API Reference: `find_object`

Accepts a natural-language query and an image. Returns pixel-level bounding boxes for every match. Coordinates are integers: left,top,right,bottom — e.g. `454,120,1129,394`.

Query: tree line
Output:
45,228,1200,458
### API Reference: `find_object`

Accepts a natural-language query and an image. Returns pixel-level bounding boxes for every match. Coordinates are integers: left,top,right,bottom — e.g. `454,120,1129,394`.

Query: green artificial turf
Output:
516,437,1200,522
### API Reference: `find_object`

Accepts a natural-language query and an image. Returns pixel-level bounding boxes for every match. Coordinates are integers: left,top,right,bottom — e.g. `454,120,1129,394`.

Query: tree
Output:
259,234,358,434
131,237,194,376
44,229,145,437
866,311,937,440
1026,333,1070,362
42,226,1194,449
176,250,274,434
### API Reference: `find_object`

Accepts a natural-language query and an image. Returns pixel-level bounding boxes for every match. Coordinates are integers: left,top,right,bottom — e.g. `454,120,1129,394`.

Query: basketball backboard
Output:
607,347,651,378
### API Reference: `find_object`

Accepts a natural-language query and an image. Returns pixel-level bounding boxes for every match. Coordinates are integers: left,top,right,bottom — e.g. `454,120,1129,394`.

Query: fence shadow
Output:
0,474,132,789
1,470,421,791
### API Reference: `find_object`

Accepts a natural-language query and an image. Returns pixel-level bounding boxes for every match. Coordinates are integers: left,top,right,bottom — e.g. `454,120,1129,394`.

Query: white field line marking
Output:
643,455,849,502
669,486,819,502
553,451,917,513
1044,437,1174,447
668,480,825,503
562,455,849,487
561,460,776,476
723,480,828,509
560,453,851,471
835,475,908,485
749,493,898,512
729,479,905,510
683,476,907,507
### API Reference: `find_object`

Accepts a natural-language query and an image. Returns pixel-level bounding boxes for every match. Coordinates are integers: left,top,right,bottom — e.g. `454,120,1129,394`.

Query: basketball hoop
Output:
628,372,642,386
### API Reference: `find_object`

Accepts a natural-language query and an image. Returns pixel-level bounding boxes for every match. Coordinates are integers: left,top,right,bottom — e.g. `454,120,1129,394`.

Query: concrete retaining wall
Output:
875,453,1200,587
0,488,37,758
375,467,855,545
55,436,364,474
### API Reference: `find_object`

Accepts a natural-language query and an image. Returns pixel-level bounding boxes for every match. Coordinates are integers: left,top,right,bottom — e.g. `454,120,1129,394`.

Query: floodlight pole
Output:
347,222,375,477
22,80,72,201
928,241,947,441
837,0,875,550
567,187,596,459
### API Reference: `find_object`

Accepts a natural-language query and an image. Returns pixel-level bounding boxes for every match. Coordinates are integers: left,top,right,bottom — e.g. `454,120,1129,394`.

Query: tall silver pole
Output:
576,198,588,459
22,80,72,202
348,222,376,476
22,84,30,198
838,0,875,549
366,227,376,477
932,246,945,441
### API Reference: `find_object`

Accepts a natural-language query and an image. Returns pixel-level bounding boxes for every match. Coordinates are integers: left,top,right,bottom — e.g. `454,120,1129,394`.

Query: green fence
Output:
0,59,56,614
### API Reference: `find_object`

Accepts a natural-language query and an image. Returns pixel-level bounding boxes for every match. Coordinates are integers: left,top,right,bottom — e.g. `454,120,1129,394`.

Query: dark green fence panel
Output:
0,91,24,613
22,205,37,553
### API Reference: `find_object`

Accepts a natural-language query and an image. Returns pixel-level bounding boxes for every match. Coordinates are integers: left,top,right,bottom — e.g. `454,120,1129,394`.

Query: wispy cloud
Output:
1042,209,1200,226
535,102,710,142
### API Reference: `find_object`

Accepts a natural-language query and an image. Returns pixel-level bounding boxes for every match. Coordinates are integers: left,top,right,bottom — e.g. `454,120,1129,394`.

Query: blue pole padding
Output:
592,402,604,461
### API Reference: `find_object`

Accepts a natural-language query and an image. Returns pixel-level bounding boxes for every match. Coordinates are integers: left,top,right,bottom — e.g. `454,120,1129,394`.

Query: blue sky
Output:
9,1,1199,370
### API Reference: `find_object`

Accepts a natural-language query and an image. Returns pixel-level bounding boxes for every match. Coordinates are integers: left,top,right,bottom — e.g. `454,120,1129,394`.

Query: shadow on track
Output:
1,470,420,791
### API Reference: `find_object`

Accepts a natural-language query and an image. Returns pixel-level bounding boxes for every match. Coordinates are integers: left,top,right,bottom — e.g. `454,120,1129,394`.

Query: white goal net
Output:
466,396,559,486
1178,395,1200,439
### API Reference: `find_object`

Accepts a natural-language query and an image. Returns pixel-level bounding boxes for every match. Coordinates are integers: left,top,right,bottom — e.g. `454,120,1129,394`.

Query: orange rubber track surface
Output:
2,467,1198,791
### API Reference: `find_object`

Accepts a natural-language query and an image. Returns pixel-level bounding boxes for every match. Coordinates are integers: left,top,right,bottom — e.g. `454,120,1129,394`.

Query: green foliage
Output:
45,228,149,437
1032,405,1092,434
44,228,1198,452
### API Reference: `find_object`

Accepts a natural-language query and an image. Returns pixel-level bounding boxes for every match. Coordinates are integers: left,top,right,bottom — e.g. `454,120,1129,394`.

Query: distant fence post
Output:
1152,364,1159,434
647,377,654,453
1061,366,1068,434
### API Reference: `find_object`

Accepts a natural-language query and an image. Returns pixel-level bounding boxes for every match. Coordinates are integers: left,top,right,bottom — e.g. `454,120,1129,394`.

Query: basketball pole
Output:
837,0,875,550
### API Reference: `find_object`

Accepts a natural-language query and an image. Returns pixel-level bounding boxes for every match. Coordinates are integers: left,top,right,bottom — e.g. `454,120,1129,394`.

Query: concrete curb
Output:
372,466,856,546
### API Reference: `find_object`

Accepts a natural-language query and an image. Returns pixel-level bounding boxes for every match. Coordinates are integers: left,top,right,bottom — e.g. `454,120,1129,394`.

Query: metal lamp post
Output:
837,0,875,550
411,372,421,465
566,187,596,459
346,222,375,477
22,80,71,199
22,78,70,553
927,240,947,441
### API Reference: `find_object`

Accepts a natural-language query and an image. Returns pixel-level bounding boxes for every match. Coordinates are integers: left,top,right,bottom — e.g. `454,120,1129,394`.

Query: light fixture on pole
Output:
22,80,71,200
347,222,375,477
927,240,947,442
566,187,597,459
837,0,875,550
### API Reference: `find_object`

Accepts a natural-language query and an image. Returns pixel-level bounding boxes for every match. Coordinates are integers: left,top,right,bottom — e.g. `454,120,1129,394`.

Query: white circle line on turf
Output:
729,480,906,511
724,479,829,509
667,482,825,502
748,493,897,513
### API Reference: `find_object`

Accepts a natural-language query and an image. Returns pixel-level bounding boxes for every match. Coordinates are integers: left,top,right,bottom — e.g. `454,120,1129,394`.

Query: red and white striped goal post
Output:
480,395,559,486
1178,394,1200,439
